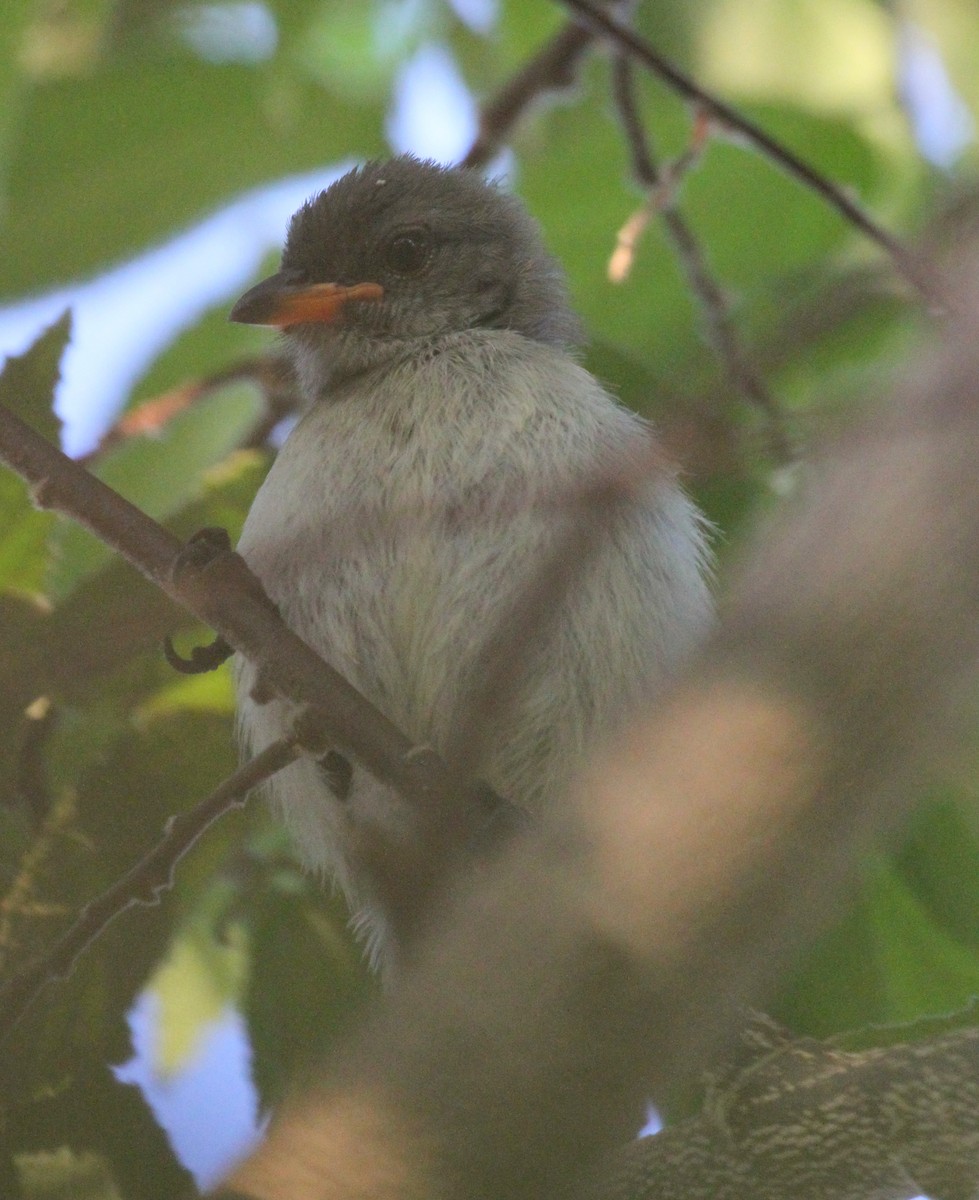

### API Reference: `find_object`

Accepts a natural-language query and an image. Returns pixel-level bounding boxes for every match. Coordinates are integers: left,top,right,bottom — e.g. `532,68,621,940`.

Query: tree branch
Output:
461,17,599,169
0,737,299,1043
609,53,793,466
0,401,514,838
554,0,940,303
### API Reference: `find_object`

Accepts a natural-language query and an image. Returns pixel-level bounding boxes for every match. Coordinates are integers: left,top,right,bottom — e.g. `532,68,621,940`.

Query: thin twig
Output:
661,209,796,465
0,788,76,972
0,737,299,1043
610,54,793,465
555,0,940,303
461,18,599,169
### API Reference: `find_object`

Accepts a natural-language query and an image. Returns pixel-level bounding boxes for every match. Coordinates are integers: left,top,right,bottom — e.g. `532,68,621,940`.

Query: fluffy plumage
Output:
233,157,712,964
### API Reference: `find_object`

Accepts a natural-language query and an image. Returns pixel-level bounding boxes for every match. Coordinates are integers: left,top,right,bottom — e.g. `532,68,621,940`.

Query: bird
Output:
229,155,712,969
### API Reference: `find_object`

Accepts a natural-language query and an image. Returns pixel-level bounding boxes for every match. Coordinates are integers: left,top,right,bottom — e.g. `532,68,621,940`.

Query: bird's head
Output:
230,156,582,399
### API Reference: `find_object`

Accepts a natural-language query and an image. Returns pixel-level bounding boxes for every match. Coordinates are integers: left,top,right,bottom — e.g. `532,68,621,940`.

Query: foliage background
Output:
0,0,978,1196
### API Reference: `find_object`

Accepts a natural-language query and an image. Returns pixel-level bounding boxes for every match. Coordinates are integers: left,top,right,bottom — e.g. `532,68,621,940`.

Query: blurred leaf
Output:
897,798,979,954
47,380,263,597
0,311,70,593
779,856,979,1035
683,104,885,282
1,59,385,298
244,850,370,1104
518,76,698,368
0,0,34,199
698,0,894,112
288,0,428,98
148,915,249,1075
864,867,979,1020
135,663,235,723
16,1147,123,1200
495,0,564,64
0,308,67,442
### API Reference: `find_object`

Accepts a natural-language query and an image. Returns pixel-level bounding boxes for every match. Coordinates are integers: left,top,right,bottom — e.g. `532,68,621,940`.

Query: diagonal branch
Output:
0,400,512,837
554,0,940,303
0,737,299,1043
461,17,600,169
609,53,793,466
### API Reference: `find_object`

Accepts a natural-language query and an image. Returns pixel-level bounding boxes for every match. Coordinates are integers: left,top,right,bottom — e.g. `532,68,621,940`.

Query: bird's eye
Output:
382,228,432,275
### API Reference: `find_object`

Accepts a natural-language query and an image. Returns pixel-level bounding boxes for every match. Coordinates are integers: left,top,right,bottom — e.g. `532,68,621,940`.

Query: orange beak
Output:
229,272,384,328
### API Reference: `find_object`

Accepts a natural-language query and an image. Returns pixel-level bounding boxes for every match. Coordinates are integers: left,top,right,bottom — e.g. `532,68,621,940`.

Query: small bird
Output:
230,156,712,967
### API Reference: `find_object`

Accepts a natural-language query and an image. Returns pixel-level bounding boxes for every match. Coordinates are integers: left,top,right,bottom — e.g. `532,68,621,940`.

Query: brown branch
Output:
609,54,794,466
0,736,299,1043
0,401,512,837
554,0,940,304
461,18,599,169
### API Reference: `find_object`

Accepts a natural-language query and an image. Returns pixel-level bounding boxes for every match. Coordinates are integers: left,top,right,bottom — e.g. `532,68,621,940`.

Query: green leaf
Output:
897,798,979,955
243,848,370,1104
495,0,564,64
47,380,263,597
0,311,70,593
780,858,979,1035
864,867,979,1021
16,1147,123,1200
682,103,886,285
1,58,385,297
288,0,427,98
0,0,34,204
147,917,249,1076
0,308,67,445
135,664,235,724
517,77,699,369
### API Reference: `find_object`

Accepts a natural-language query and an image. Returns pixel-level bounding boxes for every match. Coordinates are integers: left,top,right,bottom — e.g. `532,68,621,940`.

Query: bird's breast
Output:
237,339,555,733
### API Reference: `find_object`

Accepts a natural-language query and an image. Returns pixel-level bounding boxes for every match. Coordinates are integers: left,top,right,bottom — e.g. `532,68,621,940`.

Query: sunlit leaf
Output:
147,915,249,1076
135,664,236,724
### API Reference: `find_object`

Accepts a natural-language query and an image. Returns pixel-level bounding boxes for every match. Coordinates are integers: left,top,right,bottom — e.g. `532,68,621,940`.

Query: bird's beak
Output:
229,272,384,328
